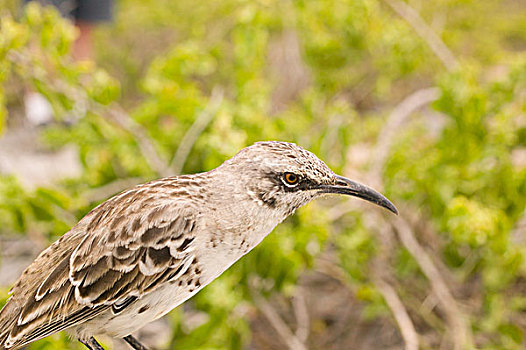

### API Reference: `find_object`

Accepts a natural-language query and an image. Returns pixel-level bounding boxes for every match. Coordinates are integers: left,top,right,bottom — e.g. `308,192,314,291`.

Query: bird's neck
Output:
200,170,286,249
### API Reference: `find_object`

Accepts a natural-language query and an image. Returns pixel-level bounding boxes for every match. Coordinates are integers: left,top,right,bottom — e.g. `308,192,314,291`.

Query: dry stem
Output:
292,287,310,343
392,215,472,350
84,177,142,202
169,87,224,175
382,0,458,71
251,289,308,350
333,83,474,349
374,277,419,350
102,104,169,176
371,87,440,185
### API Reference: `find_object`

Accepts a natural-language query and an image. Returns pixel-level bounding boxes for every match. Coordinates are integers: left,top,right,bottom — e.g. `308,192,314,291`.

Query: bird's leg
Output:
79,336,105,350
123,335,149,350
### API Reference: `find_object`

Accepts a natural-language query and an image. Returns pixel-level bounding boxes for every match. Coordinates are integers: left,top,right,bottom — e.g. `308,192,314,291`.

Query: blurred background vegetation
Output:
0,0,525,349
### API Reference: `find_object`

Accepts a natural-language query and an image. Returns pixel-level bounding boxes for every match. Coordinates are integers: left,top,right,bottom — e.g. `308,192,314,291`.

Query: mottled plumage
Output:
0,141,397,350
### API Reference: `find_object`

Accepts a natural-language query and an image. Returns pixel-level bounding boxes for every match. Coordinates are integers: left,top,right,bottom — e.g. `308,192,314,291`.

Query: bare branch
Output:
101,104,170,176
169,87,224,175
369,215,418,350
251,289,308,350
292,287,310,343
382,0,458,71
8,50,171,176
84,177,142,202
393,214,472,350
334,82,472,349
511,207,526,244
374,277,419,350
315,256,357,293
371,87,440,184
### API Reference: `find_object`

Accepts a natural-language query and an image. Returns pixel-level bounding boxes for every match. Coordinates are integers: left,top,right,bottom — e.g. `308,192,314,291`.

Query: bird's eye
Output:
283,172,299,186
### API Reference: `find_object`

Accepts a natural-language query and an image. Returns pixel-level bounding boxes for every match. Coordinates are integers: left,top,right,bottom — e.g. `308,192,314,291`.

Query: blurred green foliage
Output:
0,0,526,349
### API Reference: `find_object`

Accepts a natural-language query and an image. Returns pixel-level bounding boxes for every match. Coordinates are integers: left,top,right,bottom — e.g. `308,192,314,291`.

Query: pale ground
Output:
0,127,81,190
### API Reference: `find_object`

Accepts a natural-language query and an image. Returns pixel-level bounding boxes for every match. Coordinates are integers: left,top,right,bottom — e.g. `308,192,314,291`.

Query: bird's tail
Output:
0,298,21,350
0,328,9,350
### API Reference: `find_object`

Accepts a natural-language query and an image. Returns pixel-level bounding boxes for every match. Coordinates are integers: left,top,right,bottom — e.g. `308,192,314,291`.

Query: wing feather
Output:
1,181,201,349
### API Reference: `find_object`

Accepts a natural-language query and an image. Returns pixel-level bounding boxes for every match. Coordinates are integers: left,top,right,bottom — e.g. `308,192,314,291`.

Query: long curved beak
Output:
321,175,398,215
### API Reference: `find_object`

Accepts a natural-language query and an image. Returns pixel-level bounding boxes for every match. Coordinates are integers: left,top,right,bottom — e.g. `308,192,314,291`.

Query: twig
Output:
315,255,356,292
370,217,419,350
419,293,439,320
373,87,471,349
511,208,526,244
330,87,440,220
8,50,171,177
393,215,472,350
51,204,80,227
381,0,458,71
102,104,169,176
84,177,142,202
251,289,308,350
169,87,224,175
335,84,472,349
374,277,419,350
292,287,310,343
371,87,440,184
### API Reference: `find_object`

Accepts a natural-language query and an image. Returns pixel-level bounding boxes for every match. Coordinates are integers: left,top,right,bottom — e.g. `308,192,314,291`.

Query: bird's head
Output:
220,141,397,217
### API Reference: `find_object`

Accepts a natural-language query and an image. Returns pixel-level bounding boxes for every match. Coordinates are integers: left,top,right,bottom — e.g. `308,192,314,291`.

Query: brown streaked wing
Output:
70,203,200,306
2,184,201,349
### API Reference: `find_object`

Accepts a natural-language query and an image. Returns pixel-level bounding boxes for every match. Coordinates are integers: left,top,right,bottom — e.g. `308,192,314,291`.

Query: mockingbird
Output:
0,141,397,350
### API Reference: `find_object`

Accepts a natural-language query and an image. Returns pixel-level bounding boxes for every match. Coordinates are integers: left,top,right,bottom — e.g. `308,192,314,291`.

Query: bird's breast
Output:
195,206,282,285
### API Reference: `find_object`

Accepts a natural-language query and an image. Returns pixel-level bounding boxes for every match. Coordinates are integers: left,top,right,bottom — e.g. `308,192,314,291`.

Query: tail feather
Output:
0,299,21,350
